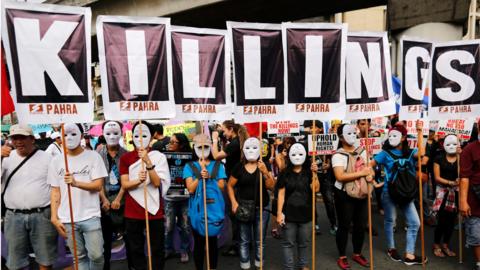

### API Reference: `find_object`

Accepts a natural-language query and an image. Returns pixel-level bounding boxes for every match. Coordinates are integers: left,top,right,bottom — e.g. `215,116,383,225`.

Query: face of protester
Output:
64,124,83,150
11,135,35,156
388,130,403,147
194,144,211,160
444,135,458,155
169,135,180,152
221,125,234,139
357,120,369,134
103,121,122,146
342,125,358,146
55,137,62,145
132,124,151,149
243,138,261,162
289,143,307,166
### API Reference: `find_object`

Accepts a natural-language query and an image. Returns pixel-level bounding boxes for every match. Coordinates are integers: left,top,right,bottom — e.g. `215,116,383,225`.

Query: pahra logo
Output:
295,103,330,113
182,104,217,113
29,103,78,115
438,105,472,113
119,101,159,111
243,105,277,115
348,103,380,113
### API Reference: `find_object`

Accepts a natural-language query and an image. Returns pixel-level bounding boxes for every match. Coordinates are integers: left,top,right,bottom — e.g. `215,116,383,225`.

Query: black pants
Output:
319,173,337,228
125,218,165,270
101,211,132,270
334,188,367,256
434,196,456,245
193,230,218,270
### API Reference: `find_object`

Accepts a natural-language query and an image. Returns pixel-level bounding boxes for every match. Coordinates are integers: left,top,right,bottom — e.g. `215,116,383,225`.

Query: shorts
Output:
465,216,480,247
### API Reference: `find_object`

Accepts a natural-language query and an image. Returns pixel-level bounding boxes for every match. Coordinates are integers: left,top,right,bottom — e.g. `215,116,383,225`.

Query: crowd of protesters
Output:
1,117,480,270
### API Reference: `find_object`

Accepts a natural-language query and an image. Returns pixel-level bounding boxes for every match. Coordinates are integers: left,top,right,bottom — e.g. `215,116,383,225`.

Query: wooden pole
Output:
311,121,317,270
259,122,264,270
365,126,374,270
456,120,463,264
138,120,152,270
60,124,79,270
200,121,211,270
417,124,426,269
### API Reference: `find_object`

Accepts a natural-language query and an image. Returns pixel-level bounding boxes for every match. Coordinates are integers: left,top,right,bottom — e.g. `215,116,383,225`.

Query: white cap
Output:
50,132,61,140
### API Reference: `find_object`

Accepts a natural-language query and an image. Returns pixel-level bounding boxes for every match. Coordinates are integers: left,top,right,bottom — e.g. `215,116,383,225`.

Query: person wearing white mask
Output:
48,123,108,270
276,143,319,270
97,121,131,270
45,131,62,158
184,133,227,270
227,137,275,270
331,124,374,269
370,122,426,265
119,121,171,270
432,134,460,258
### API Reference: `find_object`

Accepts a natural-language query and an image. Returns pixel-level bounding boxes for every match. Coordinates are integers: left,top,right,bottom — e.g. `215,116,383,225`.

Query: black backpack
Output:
385,149,418,206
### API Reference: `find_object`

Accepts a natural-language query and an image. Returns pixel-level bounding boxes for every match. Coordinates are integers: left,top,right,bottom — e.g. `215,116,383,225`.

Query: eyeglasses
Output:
169,140,179,145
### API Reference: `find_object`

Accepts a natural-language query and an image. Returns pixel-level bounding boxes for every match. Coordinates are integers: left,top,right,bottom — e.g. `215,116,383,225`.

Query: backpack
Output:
336,147,371,199
187,161,225,237
385,149,418,205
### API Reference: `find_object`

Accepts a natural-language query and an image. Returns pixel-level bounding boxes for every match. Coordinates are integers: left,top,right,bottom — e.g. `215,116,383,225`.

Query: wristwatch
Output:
146,165,155,171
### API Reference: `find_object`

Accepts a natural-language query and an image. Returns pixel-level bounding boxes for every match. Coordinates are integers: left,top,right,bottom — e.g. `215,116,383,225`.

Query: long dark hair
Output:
223,120,249,152
173,133,192,152
282,143,312,180
336,123,347,149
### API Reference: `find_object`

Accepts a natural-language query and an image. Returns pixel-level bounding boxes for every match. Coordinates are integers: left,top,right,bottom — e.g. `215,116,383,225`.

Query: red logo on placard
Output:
182,104,192,113
119,101,131,111
296,104,305,112
29,104,44,114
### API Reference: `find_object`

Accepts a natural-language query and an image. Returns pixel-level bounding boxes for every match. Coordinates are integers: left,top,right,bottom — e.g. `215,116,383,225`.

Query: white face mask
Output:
243,138,261,161
194,145,211,160
64,124,82,150
388,130,402,147
103,121,122,146
289,143,307,166
132,124,151,149
444,135,458,154
342,125,358,146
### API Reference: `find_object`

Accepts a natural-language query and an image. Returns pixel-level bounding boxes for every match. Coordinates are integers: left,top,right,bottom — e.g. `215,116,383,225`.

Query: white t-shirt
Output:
332,148,367,190
45,142,62,158
48,149,108,223
1,150,51,209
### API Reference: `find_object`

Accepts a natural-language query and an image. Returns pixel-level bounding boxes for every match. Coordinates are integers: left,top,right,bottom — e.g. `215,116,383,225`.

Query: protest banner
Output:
406,119,429,136
357,137,383,155
164,152,193,199
307,133,339,155
436,119,475,140
164,122,197,140
267,121,300,137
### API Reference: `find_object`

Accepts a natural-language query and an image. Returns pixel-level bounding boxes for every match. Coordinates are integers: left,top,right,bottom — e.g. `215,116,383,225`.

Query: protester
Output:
276,143,319,270
164,133,193,263
332,124,373,269
426,129,441,199
432,134,459,258
370,122,427,265
184,134,227,270
49,123,108,270
228,137,275,269
97,121,130,270
120,121,171,270
151,124,170,152
212,120,249,256
459,120,480,270
1,124,58,270
83,134,94,150
96,135,107,151
45,131,62,158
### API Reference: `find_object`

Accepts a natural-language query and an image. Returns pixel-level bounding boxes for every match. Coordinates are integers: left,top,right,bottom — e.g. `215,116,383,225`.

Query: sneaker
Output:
315,225,322,235
337,257,351,270
180,252,189,263
404,255,428,266
352,254,369,267
387,249,402,262
329,226,338,236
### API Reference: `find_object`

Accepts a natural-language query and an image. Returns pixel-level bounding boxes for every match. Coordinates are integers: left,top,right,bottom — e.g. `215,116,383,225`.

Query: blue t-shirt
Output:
183,160,227,182
374,148,417,192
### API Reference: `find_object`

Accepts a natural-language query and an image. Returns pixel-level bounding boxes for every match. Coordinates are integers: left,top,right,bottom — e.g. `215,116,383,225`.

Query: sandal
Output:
441,246,456,257
433,246,445,258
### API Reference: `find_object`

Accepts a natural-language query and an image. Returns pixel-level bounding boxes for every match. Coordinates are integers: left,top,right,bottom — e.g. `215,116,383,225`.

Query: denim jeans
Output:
382,191,420,254
281,222,311,270
164,200,191,253
65,217,104,270
239,207,270,269
4,208,58,269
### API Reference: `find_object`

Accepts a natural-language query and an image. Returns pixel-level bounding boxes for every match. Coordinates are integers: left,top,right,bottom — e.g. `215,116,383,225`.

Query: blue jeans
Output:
4,208,58,269
281,222,311,270
239,208,270,269
164,200,191,253
65,217,104,270
382,191,420,254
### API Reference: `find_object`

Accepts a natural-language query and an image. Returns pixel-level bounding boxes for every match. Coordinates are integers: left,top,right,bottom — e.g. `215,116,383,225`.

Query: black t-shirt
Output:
434,154,458,184
224,136,241,176
152,137,170,152
231,163,269,208
277,169,313,223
